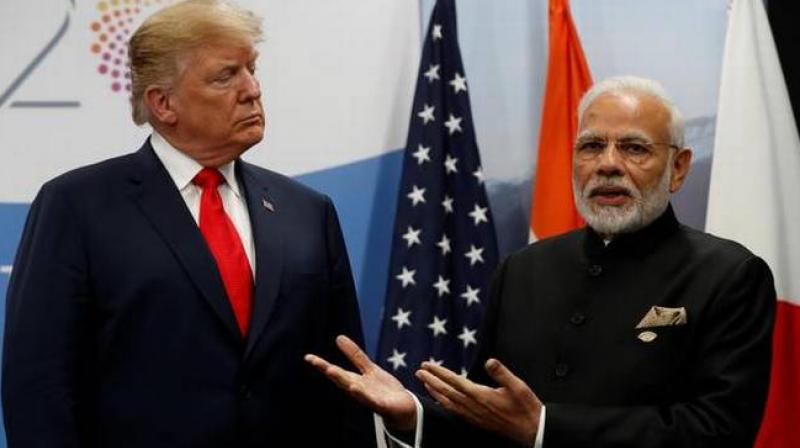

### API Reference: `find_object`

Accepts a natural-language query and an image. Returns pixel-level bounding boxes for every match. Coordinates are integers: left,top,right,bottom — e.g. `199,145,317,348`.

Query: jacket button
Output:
570,313,586,326
555,363,570,378
588,264,603,276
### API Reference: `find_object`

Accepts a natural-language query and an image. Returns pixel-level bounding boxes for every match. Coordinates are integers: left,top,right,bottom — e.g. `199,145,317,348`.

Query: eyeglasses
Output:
573,138,679,165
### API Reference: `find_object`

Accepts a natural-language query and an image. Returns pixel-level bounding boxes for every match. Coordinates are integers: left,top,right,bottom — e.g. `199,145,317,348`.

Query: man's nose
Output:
239,71,261,102
596,142,624,176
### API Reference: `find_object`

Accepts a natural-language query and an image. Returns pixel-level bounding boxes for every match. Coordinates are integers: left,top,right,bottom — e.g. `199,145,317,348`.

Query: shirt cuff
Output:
377,391,424,448
533,405,546,448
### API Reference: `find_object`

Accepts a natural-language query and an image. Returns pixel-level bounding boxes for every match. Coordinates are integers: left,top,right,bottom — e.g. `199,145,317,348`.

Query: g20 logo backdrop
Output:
0,0,171,110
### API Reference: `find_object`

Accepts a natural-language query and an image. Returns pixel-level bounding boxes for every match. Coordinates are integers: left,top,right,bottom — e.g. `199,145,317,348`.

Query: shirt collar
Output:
150,131,241,197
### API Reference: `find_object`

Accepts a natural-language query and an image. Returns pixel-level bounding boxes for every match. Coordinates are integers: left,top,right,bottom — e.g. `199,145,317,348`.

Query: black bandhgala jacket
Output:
422,205,775,448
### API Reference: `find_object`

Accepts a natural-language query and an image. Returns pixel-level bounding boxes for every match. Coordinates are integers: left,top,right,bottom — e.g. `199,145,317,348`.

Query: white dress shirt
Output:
149,132,256,274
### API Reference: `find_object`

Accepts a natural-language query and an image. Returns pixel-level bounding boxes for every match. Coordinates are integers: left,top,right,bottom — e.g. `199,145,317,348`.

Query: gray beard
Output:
573,163,672,237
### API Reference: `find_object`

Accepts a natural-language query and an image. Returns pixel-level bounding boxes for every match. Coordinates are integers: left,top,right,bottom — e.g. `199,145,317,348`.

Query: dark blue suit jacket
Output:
2,141,374,447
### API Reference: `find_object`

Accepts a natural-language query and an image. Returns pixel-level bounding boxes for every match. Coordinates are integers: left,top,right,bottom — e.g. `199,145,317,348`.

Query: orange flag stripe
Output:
530,0,592,240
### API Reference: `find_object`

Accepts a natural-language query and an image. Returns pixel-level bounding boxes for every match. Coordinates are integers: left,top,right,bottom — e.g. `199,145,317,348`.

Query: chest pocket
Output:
623,324,691,386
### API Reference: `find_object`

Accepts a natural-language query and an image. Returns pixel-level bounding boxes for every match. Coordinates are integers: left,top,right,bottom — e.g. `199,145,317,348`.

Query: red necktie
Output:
193,168,253,336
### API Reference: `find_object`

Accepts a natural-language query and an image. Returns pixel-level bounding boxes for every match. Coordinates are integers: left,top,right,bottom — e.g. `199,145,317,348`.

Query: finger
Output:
304,354,359,391
484,358,537,401
421,361,491,402
422,381,485,427
416,369,474,410
304,353,332,371
335,335,375,373
420,361,475,394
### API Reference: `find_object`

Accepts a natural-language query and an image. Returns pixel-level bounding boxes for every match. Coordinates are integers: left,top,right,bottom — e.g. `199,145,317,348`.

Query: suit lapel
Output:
238,162,284,359
128,142,242,341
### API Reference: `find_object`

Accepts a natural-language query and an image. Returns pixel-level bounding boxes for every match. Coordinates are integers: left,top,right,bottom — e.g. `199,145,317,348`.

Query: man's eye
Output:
214,71,235,83
578,141,606,152
619,142,650,154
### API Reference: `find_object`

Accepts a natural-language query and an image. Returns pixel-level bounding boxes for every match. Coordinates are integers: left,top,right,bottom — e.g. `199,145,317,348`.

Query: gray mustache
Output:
583,178,640,199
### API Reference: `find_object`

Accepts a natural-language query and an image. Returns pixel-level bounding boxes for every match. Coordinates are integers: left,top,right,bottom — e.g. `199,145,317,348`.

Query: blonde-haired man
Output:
2,1,374,446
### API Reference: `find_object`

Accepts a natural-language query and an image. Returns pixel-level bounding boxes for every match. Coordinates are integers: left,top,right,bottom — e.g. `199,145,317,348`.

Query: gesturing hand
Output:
304,335,417,431
416,358,542,444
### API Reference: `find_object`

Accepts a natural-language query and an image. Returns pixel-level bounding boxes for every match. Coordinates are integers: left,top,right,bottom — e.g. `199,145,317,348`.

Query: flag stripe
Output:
529,0,591,241
705,0,800,303
756,300,800,447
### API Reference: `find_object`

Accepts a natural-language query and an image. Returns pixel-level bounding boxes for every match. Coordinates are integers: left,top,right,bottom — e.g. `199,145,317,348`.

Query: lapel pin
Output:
262,198,275,212
637,331,658,343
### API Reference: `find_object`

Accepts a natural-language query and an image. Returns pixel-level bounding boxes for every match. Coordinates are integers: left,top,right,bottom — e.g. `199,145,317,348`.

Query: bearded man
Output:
306,76,777,448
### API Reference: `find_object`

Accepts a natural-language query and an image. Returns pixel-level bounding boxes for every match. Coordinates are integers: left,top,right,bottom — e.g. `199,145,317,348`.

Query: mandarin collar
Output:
582,204,680,259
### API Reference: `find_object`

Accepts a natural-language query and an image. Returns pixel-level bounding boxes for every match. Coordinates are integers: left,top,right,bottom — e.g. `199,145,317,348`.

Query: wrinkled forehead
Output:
579,92,672,141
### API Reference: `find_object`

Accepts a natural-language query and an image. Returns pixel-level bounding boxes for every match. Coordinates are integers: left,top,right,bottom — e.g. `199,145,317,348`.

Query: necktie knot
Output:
193,167,224,190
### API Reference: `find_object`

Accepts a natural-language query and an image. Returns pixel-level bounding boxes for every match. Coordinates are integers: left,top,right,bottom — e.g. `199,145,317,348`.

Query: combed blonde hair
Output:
128,0,263,125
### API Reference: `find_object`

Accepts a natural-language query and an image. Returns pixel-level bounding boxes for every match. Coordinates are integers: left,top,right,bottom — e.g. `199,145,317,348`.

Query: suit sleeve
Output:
544,255,776,448
2,182,93,448
319,196,377,448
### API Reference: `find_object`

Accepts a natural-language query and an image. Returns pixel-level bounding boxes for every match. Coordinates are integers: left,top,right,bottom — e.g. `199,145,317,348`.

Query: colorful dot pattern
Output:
89,0,172,94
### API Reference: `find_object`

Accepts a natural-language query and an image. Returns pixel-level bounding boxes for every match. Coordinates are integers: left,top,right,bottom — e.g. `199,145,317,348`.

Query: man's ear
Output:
143,85,177,125
669,147,693,193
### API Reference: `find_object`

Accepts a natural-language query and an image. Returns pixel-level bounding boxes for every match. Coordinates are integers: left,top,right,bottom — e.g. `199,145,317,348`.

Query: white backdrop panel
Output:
0,0,420,202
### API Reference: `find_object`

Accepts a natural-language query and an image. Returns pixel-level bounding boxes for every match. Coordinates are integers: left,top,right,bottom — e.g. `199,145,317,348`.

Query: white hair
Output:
577,76,686,147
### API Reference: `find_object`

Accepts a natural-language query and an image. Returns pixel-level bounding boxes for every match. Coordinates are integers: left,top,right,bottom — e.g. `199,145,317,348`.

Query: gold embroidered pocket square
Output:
635,306,687,329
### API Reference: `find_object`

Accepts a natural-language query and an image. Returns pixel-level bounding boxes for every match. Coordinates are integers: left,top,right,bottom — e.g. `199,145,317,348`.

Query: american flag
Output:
377,0,499,395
